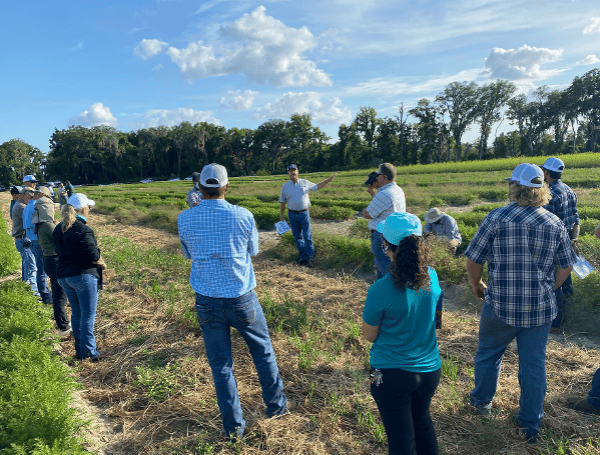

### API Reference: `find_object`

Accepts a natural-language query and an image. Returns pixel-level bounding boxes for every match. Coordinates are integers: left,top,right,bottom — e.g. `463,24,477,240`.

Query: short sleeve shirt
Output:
363,268,442,372
279,179,318,211
544,180,580,231
186,187,202,208
464,202,577,328
365,182,406,230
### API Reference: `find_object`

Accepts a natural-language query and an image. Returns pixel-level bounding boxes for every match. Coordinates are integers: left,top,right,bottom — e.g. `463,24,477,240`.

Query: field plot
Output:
2,153,600,454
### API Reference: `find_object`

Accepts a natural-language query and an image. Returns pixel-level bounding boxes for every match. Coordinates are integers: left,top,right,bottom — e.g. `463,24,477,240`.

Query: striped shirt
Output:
465,202,577,328
365,182,406,230
178,199,258,298
544,179,579,231
279,179,318,211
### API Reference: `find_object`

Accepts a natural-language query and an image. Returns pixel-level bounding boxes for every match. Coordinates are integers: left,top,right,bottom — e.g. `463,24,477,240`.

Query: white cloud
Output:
164,6,331,87
254,92,352,125
70,40,84,52
134,39,168,60
583,17,600,34
220,90,258,110
130,108,220,130
575,54,600,66
485,45,564,80
347,68,487,97
70,102,119,128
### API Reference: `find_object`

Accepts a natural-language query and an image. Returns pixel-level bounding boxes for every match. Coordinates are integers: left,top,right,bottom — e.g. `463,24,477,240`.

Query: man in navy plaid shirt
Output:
465,163,577,444
178,163,287,440
541,157,580,332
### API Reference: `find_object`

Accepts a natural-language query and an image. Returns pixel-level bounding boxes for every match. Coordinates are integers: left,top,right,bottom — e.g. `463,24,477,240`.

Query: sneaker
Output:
472,404,491,417
566,397,600,415
58,324,72,337
304,259,314,268
298,259,307,266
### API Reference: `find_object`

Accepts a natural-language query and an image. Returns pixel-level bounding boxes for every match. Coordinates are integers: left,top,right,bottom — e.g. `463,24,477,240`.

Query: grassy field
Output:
2,153,600,454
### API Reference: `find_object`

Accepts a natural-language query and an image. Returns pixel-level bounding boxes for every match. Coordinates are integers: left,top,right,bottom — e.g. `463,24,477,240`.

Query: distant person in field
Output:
567,224,600,416
423,208,462,251
9,186,21,219
12,187,38,293
178,163,288,440
278,164,337,268
362,212,442,455
465,163,577,444
54,193,108,361
363,163,406,279
23,186,53,304
57,182,67,208
33,190,70,337
186,172,202,208
540,157,580,333
65,180,75,198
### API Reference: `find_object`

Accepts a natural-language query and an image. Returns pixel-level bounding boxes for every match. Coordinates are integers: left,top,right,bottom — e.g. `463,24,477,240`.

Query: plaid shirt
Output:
365,182,406,230
186,187,202,208
178,199,258,298
544,179,579,231
465,203,577,328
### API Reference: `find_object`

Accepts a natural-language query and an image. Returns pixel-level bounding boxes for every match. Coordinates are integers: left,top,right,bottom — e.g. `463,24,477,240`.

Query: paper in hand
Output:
275,220,291,235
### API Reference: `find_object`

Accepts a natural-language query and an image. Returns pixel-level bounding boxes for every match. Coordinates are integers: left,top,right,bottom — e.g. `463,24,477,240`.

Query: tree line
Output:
1,68,599,186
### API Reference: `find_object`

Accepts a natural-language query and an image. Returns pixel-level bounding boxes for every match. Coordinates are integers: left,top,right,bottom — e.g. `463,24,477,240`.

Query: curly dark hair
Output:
387,234,432,291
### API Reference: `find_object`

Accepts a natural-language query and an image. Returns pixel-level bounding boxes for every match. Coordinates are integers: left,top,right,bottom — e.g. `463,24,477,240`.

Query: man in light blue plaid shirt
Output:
465,163,576,444
178,164,287,439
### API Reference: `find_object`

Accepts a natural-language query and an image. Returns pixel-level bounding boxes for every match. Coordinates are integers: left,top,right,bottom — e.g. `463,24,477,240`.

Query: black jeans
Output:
370,367,441,455
43,255,69,331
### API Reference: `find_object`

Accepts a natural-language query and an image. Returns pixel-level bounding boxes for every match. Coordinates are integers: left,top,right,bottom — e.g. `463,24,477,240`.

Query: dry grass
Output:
1,192,600,454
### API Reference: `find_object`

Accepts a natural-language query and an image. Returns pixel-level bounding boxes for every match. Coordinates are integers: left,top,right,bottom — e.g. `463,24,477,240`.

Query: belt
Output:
288,208,308,214
14,235,24,239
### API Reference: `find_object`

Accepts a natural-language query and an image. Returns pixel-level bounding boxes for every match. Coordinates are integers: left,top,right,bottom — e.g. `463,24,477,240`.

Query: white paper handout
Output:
572,255,594,279
275,221,291,235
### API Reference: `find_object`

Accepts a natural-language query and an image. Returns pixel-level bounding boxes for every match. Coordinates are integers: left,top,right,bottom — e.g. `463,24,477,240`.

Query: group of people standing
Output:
178,158,596,453
10,175,106,361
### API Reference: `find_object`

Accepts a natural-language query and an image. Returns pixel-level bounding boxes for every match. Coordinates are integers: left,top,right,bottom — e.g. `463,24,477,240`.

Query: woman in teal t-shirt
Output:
362,212,442,455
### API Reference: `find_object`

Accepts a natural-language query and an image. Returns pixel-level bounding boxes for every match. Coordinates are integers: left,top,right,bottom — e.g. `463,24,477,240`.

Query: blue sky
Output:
2,0,600,154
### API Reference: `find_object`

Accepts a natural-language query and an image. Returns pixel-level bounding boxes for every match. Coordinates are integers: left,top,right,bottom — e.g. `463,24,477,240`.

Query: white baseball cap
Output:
541,157,565,174
505,163,544,188
67,193,95,209
200,163,228,188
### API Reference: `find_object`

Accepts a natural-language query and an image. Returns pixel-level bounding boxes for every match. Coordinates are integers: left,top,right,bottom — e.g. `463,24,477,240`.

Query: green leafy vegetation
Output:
0,282,87,454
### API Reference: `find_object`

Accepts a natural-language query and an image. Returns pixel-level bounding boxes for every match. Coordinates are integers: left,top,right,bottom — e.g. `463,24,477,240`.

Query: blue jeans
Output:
371,231,391,279
58,274,99,360
14,238,38,294
44,256,69,331
195,290,287,438
470,304,551,436
288,210,314,262
31,240,51,303
371,367,441,455
588,368,600,408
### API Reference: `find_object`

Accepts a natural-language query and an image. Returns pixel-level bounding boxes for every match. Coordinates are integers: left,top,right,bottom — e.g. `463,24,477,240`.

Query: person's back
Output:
362,212,441,455
472,202,570,325
178,163,287,440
